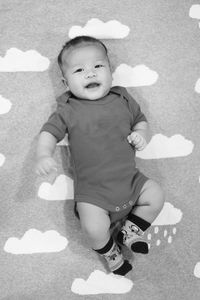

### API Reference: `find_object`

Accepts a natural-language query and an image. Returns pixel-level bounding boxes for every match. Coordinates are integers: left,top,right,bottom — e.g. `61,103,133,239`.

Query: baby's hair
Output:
57,35,108,70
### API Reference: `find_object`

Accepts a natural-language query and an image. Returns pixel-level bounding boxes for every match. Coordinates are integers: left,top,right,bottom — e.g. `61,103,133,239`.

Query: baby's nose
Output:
85,69,96,78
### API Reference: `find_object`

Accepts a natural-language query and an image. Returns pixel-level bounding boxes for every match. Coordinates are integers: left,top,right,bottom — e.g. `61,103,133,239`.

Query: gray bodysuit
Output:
41,86,148,215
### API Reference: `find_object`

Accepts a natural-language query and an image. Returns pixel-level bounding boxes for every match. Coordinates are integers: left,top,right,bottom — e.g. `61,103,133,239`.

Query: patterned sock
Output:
117,214,151,254
94,236,132,276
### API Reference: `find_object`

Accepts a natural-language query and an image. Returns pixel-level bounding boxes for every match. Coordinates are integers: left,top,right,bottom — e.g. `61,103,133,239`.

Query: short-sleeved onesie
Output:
41,86,148,222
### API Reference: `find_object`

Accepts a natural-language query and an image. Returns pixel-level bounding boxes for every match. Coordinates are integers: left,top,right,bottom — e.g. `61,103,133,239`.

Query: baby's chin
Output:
85,89,109,100
77,86,109,100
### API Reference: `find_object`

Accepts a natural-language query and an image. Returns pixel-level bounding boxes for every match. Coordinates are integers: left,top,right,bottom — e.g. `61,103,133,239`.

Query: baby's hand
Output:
35,156,58,176
127,131,147,151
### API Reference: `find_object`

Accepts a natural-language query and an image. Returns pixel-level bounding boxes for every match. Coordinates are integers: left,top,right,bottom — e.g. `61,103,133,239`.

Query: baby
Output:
36,36,164,276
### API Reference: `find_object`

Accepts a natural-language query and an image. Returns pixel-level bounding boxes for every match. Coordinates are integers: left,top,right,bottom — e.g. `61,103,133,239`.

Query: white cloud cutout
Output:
71,270,133,295
69,18,130,39
0,153,5,166
0,95,12,114
136,134,194,159
112,64,158,87
194,78,200,93
189,5,200,19
38,174,74,200
4,229,68,254
0,48,50,72
152,202,183,226
194,262,200,278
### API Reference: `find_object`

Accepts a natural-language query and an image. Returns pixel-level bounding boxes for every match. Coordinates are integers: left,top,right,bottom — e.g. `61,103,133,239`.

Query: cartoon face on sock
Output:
61,43,113,100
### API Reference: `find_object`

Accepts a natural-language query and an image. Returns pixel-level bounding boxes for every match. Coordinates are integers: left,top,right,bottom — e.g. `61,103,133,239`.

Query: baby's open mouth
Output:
85,82,100,89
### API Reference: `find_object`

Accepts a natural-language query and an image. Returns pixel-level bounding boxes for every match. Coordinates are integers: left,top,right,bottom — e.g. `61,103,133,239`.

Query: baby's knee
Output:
144,180,165,213
76,202,111,240
151,181,165,213
80,216,110,241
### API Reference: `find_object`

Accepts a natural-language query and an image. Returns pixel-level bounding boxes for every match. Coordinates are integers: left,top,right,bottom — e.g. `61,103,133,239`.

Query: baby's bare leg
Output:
77,202,111,249
117,180,164,254
77,202,132,275
133,179,164,223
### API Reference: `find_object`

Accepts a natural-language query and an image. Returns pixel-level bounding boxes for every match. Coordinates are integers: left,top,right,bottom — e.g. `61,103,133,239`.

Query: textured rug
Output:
0,1,200,299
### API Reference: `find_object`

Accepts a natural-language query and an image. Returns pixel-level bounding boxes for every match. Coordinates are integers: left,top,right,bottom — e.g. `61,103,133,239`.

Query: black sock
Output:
113,260,132,276
94,237,132,276
94,236,113,255
127,213,151,231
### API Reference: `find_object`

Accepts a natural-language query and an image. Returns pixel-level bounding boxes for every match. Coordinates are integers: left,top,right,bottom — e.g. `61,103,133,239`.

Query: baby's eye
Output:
74,68,84,73
95,64,104,68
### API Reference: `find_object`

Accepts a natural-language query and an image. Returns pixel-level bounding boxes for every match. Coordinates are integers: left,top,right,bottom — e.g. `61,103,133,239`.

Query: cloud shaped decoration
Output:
4,229,68,254
136,134,194,159
71,270,133,295
38,174,74,200
0,48,50,72
194,78,200,93
69,18,130,39
189,5,200,19
152,202,183,226
0,95,12,114
194,262,200,278
112,64,158,87
0,153,5,167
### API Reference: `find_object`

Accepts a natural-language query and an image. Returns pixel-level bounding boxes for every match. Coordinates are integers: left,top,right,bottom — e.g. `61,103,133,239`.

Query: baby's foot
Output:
117,220,149,254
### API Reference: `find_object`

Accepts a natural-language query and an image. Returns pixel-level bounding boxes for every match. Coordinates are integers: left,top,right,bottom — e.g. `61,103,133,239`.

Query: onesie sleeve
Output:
40,95,69,142
120,87,147,129
130,97,147,128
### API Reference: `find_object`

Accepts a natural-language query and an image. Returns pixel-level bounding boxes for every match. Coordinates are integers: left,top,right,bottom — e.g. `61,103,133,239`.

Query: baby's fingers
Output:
127,135,132,144
136,139,147,151
127,132,141,144
35,165,49,176
35,159,57,177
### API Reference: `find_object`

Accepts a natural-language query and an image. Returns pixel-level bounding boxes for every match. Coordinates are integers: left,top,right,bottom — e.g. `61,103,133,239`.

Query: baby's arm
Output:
35,131,58,176
127,121,149,151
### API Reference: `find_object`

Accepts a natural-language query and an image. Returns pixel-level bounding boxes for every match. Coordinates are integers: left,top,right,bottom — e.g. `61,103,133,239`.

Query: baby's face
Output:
61,43,112,100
